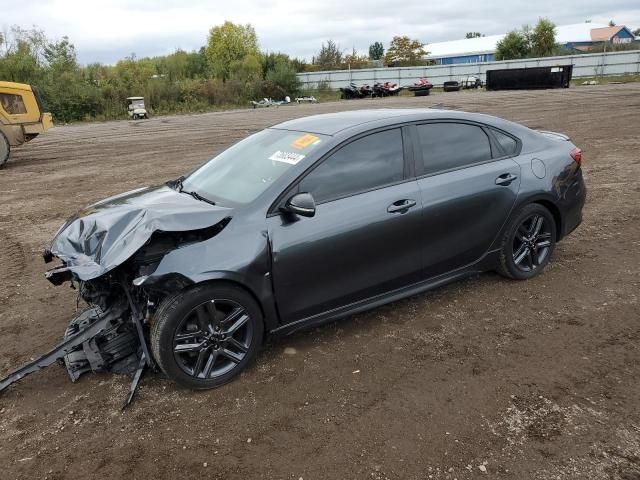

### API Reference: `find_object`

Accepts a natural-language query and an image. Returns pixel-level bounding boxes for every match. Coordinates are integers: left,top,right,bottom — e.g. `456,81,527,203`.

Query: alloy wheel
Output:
173,299,253,379
512,214,553,272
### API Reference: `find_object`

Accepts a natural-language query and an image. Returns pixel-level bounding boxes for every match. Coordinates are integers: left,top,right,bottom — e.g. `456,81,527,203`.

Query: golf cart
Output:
127,97,148,120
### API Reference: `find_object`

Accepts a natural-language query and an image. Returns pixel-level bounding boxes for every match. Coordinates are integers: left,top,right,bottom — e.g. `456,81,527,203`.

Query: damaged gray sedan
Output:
0,110,586,401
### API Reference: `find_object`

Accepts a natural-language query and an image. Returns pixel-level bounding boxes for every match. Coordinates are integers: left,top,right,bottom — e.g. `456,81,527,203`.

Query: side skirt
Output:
270,250,499,337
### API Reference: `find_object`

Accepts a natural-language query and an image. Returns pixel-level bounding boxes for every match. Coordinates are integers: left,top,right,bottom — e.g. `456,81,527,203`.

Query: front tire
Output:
0,131,10,168
151,284,264,389
497,204,556,280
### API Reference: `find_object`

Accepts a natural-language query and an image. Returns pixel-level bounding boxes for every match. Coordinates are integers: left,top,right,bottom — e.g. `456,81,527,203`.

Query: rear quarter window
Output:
491,128,519,156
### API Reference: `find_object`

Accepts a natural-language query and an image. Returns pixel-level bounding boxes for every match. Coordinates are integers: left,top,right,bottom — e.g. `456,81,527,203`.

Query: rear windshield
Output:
182,129,327,206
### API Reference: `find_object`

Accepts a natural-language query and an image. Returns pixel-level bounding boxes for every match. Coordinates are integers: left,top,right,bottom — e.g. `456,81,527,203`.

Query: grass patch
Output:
571,73,640,86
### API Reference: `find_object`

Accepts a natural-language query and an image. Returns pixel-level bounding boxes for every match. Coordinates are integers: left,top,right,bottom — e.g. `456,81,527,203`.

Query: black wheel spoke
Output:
514,245,528,265
221,307,245,325
527,215,540,235
174,342,204,353
226,336,249,353
220,348,243,364
175,331,202,342
202,352,218,378
527,249,535,269
224,311,249,335
531,216,544,236
536,239,551,249
193,349,208,376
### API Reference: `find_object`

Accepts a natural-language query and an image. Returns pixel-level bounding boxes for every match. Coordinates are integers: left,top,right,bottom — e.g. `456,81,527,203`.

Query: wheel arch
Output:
492,194,563,252
145,271,278,334
532,199,562,241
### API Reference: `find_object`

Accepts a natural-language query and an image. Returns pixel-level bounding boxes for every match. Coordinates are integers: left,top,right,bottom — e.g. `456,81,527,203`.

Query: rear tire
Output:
0,132,10,168
497,203,556,280
151,283,264,390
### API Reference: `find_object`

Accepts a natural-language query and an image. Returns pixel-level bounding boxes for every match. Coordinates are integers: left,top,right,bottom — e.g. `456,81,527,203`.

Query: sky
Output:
2,0,639,64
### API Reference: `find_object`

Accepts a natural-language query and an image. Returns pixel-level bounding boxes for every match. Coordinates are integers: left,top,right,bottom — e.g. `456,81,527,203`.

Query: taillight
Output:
570,147,582,166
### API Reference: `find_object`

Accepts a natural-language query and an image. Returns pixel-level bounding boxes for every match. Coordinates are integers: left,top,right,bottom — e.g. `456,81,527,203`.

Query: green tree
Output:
530,18,557,57
633,27,640,36
465,32,483,39
313,40,343,70
289,57,307,73
229,54,262,82
368,41,384,60
261,52,291,77
384,36,427,66
205,21,259,80
264,57,301,97
44,36,77,70
0,26,47,83
495,29,530,60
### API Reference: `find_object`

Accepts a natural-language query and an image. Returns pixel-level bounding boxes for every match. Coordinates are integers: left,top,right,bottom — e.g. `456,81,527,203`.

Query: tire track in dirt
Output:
0,231,26,303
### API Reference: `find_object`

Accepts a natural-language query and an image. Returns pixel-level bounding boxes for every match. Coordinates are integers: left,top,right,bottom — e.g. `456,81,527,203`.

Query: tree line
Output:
0,22,303,122
0,22,432,122
495,18,639,61
2,19,637,121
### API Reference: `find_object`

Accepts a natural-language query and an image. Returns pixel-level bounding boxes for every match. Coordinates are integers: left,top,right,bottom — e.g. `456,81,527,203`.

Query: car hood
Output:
48,185,232,281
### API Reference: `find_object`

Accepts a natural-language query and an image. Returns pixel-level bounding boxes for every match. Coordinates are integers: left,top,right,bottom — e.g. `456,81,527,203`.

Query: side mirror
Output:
283,192,316,217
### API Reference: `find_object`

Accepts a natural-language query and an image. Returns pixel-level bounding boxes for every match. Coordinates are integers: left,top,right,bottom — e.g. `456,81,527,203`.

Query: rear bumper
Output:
559,170,586,240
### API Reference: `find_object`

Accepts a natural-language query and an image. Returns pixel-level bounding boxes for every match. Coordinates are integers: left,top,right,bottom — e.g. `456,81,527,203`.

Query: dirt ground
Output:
1,84,639,480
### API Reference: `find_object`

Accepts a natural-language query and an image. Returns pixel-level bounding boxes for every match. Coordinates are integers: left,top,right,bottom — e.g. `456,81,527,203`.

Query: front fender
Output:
142,226,280,332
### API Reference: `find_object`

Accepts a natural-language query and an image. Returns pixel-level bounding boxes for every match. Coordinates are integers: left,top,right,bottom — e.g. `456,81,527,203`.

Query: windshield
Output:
181,129,327,206
130,100,145,108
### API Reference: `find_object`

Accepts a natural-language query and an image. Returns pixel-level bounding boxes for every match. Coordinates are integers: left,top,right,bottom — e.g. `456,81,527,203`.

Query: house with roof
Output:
425,23,638,65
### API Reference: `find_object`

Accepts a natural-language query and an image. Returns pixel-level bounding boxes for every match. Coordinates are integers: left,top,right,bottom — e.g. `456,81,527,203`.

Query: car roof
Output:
270,109,516,136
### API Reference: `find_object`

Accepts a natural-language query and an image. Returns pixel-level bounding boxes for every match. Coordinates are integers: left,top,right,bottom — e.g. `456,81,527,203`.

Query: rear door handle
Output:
495,173,518,186
387,199,417,213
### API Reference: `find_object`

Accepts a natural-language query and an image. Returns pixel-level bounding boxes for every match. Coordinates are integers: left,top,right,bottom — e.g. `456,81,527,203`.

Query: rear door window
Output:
417,123,492,175
299,128,404,203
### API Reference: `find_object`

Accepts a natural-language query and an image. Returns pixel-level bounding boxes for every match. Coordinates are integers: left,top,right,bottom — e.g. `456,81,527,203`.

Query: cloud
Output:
1,0,638,64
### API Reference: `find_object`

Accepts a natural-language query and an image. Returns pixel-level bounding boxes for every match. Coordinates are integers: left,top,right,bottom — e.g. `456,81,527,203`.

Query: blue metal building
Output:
425,23,639,65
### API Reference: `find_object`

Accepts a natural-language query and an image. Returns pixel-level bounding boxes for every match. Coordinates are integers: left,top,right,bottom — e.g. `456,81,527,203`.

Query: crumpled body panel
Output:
48,185,231,280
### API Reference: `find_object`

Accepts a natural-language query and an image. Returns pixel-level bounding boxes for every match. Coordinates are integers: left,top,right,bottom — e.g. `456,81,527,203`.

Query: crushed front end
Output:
0,184,232,406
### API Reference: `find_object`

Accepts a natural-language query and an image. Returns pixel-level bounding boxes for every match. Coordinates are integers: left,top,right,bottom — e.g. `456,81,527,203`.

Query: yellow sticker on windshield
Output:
291,134,320,149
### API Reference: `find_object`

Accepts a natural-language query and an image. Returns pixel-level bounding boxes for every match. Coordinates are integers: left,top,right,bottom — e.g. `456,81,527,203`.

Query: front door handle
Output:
495,173,518,186
387,199,417,214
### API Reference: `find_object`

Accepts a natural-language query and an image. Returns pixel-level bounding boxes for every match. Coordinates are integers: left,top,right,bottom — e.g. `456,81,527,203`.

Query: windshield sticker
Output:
269,150,306,165
291,134,321,149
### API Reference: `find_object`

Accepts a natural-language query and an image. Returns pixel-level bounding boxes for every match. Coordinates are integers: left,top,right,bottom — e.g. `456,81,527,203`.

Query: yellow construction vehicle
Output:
0,81,53,167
